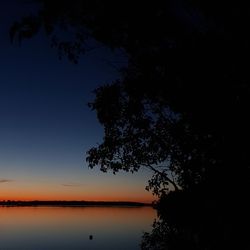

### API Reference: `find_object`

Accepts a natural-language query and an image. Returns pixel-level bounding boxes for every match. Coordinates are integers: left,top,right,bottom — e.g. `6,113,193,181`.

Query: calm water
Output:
0,206,156,250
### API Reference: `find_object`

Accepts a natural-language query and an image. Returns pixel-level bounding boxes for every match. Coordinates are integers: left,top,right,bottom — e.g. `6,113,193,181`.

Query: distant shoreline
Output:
0,200,152,207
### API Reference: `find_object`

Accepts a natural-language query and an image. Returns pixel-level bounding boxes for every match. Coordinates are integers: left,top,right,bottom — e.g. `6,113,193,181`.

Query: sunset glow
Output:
0,170,154,203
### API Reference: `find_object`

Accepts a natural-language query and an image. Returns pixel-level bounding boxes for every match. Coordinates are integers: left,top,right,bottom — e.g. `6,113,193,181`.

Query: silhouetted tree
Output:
11,1,250,249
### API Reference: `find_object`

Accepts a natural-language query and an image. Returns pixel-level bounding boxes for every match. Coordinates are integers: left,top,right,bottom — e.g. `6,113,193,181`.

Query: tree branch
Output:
141,163,179,191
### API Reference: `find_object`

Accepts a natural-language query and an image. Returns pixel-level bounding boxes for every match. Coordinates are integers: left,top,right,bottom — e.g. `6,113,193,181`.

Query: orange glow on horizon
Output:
0,196,153,203
0,176,155,203
0,192,154,203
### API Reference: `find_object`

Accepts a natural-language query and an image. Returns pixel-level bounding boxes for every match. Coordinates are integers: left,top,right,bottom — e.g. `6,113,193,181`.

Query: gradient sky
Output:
0,1,154,202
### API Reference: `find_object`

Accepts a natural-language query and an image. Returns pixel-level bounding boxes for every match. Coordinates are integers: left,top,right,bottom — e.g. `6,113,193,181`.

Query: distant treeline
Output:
0,200,150,207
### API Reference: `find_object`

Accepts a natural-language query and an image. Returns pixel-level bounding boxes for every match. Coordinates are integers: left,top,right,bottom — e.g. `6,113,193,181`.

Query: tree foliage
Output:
11,0,250,194
11,1,250,248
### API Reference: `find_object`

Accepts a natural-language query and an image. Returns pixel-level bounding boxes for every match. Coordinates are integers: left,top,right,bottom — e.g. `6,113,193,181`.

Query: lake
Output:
0,206,156,250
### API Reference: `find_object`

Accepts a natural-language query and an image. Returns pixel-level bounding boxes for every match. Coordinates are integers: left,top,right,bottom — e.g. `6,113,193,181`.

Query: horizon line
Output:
0,200,152,206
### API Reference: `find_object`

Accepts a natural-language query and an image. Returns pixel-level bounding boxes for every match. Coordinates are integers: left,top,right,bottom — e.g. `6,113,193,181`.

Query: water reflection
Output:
0,206,156,250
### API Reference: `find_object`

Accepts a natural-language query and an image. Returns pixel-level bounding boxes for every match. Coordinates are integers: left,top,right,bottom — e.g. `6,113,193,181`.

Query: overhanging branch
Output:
141,163,179,191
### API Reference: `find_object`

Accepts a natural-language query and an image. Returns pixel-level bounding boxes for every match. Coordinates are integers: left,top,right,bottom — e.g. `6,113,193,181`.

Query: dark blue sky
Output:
0,1,153,202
